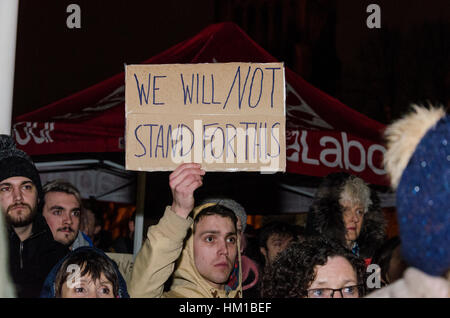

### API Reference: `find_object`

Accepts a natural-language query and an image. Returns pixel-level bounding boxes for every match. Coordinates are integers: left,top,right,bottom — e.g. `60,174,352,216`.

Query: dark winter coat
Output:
8,213,69,298
306,172,387,259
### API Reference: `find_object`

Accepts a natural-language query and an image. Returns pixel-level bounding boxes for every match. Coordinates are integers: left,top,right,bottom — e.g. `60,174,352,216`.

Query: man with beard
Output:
42,180,92,250
0,135,68,297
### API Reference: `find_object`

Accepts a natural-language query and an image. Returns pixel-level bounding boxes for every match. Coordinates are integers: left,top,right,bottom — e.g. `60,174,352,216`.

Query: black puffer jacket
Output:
8,213,69,298
306,172,387,259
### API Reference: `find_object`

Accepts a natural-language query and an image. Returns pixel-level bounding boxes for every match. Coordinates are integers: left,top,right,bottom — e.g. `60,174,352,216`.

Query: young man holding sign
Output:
129,163,242,298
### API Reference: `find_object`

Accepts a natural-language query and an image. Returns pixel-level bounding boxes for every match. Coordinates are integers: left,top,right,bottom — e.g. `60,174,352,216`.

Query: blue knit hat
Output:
384,105,449,276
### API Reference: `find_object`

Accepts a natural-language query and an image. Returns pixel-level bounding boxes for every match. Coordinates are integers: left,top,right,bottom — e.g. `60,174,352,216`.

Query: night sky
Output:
13,0,450,122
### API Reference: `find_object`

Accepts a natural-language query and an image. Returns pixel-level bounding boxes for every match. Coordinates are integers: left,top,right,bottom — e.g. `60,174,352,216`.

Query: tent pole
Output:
133,171,146,259
0,0,19,135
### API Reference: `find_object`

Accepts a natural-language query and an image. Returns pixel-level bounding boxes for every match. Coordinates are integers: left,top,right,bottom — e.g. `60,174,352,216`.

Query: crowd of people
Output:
0,104,448,298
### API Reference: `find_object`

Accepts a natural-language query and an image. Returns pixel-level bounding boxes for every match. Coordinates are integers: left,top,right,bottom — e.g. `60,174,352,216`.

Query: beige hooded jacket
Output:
129,203,242,298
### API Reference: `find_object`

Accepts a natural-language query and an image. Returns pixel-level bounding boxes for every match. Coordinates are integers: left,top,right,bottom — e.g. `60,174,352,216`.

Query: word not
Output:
133,66,282,109
66,4,81,29
133,120,281,165
286,130,386,175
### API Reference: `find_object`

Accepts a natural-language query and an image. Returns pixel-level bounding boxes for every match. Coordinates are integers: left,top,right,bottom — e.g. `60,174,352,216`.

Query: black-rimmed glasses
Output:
307,285,363,298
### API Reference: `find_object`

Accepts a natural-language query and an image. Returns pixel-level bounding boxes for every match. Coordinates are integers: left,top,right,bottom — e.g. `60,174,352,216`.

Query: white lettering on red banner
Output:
13,122,55,146
286,129,386,176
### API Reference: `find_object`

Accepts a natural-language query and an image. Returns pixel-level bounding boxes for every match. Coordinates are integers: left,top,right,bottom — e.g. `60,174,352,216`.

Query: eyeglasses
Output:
306,285,363,298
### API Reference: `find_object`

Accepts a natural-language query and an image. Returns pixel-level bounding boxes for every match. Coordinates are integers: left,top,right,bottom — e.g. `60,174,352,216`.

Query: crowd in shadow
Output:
0,105,448,298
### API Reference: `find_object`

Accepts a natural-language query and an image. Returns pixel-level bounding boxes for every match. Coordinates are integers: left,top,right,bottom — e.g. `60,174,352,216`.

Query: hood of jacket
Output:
306,172,387,258
167,203,242,298
40,246,129,298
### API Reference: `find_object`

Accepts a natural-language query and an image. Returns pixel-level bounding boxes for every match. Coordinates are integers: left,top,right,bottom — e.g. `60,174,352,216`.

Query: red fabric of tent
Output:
13,22,388,186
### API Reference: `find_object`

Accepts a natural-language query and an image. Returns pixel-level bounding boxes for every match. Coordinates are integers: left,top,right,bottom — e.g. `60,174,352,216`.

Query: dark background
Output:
13,0,450,123
11,0,450,222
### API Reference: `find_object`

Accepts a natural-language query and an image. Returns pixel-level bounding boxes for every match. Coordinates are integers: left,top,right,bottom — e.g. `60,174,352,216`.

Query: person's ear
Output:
94,225,101,235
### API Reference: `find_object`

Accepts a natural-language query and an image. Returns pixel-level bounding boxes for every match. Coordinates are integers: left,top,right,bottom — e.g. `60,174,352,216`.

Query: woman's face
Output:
307,256,360,298
340,199,365,247
61,272,115,298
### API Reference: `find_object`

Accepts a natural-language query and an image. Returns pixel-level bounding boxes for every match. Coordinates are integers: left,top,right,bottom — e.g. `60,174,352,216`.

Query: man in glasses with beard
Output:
0,135,68,298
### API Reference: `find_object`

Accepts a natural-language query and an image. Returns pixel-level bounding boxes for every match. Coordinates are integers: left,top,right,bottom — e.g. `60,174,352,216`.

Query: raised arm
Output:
129,163,204,298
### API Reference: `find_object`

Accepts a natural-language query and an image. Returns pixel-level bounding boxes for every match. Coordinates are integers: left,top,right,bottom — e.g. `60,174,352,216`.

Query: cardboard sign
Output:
125,63,285,172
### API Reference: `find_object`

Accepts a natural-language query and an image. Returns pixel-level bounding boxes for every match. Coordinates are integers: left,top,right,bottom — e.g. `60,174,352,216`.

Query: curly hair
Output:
260,236,367,298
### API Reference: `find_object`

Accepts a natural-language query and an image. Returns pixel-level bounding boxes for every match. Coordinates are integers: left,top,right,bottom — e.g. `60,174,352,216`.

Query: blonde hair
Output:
43,179,83,206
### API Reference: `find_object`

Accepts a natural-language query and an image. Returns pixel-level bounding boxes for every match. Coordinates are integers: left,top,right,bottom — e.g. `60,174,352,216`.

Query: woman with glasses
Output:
260,236,366,298
306,172,386,261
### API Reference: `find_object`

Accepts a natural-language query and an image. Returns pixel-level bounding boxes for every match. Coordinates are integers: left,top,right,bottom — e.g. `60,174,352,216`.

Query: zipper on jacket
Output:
20,241,24,269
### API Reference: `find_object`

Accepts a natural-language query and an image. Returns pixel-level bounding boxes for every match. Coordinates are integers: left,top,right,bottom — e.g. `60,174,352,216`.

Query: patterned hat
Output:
384,105,449,276
0,135,43,200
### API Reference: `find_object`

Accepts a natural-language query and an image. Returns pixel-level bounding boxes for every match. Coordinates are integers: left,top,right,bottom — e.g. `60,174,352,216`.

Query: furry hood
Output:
306,172,387,258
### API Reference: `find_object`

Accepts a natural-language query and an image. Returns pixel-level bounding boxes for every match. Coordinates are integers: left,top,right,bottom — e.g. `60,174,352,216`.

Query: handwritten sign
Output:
125,63,286,172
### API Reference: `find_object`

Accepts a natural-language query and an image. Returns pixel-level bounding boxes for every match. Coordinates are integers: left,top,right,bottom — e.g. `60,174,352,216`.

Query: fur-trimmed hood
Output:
306,172,387,258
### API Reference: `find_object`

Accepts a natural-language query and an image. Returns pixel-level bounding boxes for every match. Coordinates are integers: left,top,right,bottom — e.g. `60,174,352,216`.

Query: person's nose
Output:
62,212,73,225
350,209,360,223
12,186,23,203
217,239,228,256
332,289,343,298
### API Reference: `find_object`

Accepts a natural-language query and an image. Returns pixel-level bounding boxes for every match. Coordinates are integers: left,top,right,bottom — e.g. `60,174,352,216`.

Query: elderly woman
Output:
260,236,366,298
306,172,386,260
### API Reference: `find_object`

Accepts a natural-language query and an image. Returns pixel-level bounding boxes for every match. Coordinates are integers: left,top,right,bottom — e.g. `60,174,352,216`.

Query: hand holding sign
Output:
169,163,205,219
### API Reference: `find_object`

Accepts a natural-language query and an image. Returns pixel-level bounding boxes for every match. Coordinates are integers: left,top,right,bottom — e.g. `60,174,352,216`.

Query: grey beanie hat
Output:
201,197,247,232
